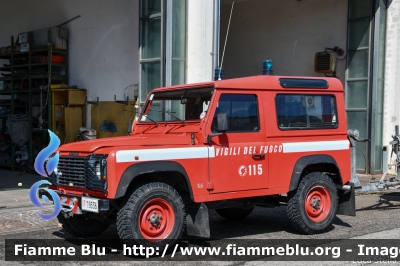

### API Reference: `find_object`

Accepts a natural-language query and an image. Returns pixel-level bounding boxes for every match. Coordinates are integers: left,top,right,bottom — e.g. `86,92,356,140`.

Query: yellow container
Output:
50,84,68,89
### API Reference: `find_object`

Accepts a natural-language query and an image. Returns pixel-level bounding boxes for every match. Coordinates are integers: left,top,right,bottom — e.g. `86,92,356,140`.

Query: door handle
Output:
252,153,265,159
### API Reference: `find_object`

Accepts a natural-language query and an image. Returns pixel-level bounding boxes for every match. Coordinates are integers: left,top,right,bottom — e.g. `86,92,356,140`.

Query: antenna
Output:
218,1,234,80
289,40,297,76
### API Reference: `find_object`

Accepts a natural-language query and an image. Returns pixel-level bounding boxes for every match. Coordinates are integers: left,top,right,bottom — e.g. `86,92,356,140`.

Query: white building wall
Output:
0,0,139,127
219,0,348,85
186,0,215,83
383,0,400,172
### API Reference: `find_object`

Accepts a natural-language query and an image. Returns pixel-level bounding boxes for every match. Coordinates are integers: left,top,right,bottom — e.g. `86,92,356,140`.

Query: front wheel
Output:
117,182,186,248
287,172,338,234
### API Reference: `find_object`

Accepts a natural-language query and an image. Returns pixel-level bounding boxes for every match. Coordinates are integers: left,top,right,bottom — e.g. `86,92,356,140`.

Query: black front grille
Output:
58,157,86,188
52,155,107,191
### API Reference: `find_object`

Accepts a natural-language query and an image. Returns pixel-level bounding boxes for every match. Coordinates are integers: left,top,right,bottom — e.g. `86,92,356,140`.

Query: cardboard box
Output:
52,89,86,106
20,43,30,52
16,32,33,43
32,27,68,50
68,90,86,106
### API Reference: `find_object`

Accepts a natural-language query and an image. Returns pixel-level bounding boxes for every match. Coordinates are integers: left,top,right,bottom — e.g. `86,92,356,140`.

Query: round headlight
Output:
53,167,58,175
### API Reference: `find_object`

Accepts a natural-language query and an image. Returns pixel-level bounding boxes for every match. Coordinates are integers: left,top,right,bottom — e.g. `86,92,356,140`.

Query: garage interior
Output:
0,1,140,171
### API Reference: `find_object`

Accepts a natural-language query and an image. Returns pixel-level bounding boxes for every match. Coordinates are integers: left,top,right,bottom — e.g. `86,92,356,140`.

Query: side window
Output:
212,94,259,133
276,94,338,130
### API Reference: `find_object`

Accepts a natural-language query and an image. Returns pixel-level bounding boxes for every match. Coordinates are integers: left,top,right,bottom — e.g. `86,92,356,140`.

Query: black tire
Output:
287,172,338,234
117,182,186,248
57,213,109,237
215,207,254,220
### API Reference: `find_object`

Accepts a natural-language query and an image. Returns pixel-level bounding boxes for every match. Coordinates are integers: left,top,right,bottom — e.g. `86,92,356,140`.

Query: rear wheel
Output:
57,213,109,237
287,172,338,234
215,207,254,220
117,182,186,248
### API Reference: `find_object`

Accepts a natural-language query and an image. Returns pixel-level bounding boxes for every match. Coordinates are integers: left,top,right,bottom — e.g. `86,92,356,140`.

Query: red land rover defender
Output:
44,75,355,248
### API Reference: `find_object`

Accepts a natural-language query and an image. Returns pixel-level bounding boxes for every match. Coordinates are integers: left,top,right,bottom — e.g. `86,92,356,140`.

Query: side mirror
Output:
207,112,229,145
217,113,228,132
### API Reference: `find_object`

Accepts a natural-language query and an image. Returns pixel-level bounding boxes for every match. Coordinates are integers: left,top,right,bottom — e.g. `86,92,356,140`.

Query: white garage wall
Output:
187,0,214,83
219,0,348,84
383,0,400,172
0,0,139,126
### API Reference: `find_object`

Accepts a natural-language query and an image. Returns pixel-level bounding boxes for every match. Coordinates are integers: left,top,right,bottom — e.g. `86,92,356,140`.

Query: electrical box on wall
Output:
314,52,337,74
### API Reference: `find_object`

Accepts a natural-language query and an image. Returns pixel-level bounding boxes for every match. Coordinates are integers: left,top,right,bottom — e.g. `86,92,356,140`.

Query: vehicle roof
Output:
150,75,344,93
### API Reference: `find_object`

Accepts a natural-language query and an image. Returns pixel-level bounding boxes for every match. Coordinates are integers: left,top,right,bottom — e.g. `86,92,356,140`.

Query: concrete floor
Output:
0,169,42,209
0,169,399,265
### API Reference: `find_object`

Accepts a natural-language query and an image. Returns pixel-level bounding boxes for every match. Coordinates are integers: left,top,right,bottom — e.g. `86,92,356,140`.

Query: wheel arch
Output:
289,154,342,192
114,161,194,202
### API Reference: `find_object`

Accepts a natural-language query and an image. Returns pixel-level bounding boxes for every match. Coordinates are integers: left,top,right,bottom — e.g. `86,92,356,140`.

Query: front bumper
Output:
39,189,110,215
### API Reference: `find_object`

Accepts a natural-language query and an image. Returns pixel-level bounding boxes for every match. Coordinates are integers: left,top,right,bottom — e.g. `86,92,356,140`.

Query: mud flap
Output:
185,202,210,238
337,182,356,216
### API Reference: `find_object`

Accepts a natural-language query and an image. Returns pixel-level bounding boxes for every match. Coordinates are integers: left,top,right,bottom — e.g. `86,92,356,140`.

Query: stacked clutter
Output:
77,127,97,141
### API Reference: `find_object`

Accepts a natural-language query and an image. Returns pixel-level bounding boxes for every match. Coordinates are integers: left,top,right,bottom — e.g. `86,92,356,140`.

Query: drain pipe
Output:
212,0,220,73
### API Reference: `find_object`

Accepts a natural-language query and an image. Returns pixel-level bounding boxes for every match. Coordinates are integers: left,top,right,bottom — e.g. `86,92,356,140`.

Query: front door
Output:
208,92,268,193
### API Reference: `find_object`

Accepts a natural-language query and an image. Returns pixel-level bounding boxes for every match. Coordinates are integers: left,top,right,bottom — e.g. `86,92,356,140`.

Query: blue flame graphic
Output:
30,130,62,220
29,180,62,220
34,130,60,176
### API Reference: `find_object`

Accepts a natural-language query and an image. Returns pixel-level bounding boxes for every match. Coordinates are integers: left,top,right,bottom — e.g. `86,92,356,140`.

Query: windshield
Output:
139,87,214,123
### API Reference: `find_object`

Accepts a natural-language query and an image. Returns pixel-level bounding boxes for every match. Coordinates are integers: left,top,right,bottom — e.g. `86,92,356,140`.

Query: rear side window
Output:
276,94,338,130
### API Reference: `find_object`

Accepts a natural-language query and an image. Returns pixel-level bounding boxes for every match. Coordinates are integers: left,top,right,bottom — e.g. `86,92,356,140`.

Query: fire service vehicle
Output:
43,75,355,248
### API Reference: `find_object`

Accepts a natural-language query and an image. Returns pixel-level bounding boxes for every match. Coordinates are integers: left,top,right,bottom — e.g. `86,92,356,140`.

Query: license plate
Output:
81,197,99,213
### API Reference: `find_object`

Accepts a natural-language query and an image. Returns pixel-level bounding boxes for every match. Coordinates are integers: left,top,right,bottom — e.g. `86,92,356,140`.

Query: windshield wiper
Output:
149,109,186,125
124,109,159,126
134,102,160,126
140,114,159,126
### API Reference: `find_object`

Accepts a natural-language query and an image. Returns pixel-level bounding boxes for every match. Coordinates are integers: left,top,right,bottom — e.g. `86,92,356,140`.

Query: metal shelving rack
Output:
0,32,68,170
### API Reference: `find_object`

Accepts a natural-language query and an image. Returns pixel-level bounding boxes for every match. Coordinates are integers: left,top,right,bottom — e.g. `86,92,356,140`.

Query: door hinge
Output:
207,182,214,191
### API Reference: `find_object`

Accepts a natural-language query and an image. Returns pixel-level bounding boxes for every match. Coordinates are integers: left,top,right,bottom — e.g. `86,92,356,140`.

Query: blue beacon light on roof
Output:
263,59,274,75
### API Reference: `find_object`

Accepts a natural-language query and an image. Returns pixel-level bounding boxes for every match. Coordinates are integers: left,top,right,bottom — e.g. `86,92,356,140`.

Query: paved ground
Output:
0,206,59,235
0,169,59,234
0,169,399,265
0,169,42,209
0,191,399,265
